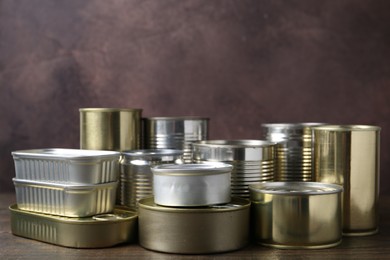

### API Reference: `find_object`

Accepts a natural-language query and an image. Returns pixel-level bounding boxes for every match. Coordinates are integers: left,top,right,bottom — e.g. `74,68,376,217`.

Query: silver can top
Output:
249,182,343,195
151,163,232,176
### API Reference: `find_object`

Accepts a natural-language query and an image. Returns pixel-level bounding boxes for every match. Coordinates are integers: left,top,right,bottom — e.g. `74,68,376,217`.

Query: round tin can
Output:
120,149,183,209
80,108,142,151
138,196,250,254
143,117,209,163
312,125,380,236
152,163,232,207
249,182,343,249
192,140,276,198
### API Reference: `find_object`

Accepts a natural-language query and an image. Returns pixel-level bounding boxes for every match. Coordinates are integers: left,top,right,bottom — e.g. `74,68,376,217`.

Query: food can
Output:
80,108,142,151
262,123,325,182
12,148,121,184
151,163,232,207
249,182,343,249
120,149,183,209
10,204,137,248
143,117,209,163
13,178,117,217
138,196,250,254
192,140,275,198
312,125,381,236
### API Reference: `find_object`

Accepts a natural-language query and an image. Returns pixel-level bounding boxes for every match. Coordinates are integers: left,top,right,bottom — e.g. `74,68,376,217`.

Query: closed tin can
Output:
120,149,183,209
152,163,232,207
10,204,137,248
192,140,275,198
143,117,209,163
80,108,142,151
138,196,250,254
312,125,381,236
249,182,343,249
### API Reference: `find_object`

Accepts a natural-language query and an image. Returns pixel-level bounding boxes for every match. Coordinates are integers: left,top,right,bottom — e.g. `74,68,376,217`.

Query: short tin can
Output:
10,204,138,248
249,182,343,249
138,196,250,254
151,163,232,207
312,125,380,236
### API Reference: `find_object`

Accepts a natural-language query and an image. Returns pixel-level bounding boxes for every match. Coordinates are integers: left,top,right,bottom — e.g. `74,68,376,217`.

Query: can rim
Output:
122,149,183,158
151,163,232,176
249,182,343,195
143,116,209,121
12,148,121,160
79,108,142,112
262,123,326,129
312,125,381,131
193,139,275,148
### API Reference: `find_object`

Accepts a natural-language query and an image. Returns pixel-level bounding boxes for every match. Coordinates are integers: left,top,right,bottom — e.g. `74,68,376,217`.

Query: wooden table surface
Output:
1,192,389,260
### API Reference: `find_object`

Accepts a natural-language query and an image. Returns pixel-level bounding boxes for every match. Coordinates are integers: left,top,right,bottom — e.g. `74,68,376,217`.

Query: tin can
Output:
249,182,343,249
152,163,232,207
138,196,250,254
192,140,275,198
10,204,137,248
143,117,209,163
262,123,325,182
312,125,381,236
120,149,183,209
80,108,142,151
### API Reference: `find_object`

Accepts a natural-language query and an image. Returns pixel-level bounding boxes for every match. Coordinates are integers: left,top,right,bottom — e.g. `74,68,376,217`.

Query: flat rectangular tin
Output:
10,204,138,248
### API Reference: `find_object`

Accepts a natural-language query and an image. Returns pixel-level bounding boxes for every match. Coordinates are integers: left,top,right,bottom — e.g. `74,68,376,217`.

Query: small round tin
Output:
151,163,232,207
249,182,343,249
138,196,250,254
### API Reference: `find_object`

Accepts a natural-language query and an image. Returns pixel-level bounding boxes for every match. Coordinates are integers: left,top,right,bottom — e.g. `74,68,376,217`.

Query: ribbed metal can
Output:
312,125,381,236
192,140,275,198
262,123,325,182
143,117,209,163
120,149,183,209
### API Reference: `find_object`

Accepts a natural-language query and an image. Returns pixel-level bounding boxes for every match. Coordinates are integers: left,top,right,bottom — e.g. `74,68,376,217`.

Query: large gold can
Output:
312,125,381,236
80,108,142,151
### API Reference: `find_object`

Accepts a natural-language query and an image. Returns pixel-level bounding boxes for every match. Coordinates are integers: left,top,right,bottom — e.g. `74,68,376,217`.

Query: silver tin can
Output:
192,140,276,198
151,163,232,207
120,149,183,209
138,196,250,254
312,125,381,236
143,117,209,163
250,182,343,249
262,123,325,182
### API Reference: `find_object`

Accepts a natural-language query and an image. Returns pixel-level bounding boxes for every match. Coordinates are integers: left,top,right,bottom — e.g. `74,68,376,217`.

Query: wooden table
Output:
1,192,389,259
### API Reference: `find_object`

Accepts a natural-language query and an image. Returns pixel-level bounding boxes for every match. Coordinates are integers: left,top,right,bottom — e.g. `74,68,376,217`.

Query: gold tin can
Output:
312,125,381,236
80,108,142,151
9,204,138,248
249,182,343,249
138,197,250,254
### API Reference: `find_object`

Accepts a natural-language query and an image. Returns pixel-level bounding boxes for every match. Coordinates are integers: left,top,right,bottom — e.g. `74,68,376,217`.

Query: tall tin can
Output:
143,117,209,163
312,125,381,236
80,108,142,151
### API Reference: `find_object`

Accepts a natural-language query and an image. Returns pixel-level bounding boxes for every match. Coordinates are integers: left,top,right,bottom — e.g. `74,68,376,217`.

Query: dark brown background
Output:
0,0,389,194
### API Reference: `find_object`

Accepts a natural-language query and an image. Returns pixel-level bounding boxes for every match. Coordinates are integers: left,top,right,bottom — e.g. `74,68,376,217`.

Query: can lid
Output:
122,149,183,158
262,123,326,129
249,182,343,195
312,125,381,132
151,163,232,176
12,148,121,160
193,139,275,148
143,116,209,121
79,108,142,112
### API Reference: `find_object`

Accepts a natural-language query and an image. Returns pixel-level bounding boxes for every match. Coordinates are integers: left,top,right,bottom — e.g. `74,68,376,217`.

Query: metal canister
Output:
138,196,250,254
151,163,232,207
262,123,325,182
143,117,209,163
249,182,343,249
192,140,275,198
312,125,381,236
80,108,142,151
120,149,183,209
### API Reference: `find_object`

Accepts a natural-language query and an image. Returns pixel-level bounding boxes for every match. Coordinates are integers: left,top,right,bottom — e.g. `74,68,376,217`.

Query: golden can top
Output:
151,163,232,176
312,125,381,132
79,108,142,113
249,182,343,196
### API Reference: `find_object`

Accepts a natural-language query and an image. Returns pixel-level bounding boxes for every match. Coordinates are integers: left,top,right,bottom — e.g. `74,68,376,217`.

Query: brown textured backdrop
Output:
0,0,389,193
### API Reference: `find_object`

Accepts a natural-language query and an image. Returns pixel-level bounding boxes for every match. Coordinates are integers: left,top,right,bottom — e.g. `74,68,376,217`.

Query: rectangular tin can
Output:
312,125,381,236
10,204,138,248
13,178,117,217
12,148,121,184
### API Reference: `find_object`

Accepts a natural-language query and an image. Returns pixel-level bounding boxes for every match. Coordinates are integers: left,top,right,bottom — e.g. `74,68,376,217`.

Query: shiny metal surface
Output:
9,204,137,248
120,149,183,209
312,125,381,236
138,196,250,254
143,117,209,163
13,178,118,217
152,163,232,207
12,148,121,184
192,140,275,198
250,182,343,249
80,108,142,151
